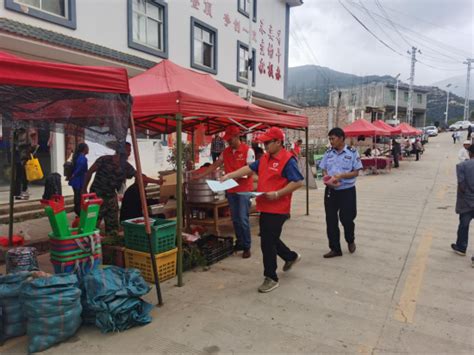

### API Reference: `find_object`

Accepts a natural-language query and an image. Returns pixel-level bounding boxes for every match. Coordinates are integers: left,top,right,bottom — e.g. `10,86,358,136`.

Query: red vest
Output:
292,144,301,157
223,143,253,193
256,149,294,214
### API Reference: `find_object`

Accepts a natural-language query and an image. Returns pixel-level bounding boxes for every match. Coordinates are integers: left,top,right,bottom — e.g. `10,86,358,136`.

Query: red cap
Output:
223,126,241,141
257,127,285,143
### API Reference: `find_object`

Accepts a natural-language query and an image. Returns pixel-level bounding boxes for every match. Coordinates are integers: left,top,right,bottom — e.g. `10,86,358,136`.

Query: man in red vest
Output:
194,125,255,258
222,127,304,293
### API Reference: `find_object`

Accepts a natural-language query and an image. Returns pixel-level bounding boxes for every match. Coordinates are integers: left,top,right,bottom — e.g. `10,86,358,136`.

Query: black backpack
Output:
42,173,62,200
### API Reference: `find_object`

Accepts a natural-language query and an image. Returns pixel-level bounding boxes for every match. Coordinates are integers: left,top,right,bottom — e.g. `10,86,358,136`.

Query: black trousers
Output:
259,212,298,282
324,186,357,253
393,153,399,168
14,161,28,196
73,188,82,216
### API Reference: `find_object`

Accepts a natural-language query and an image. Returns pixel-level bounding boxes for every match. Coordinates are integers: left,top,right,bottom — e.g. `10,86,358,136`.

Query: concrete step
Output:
0,195,74,215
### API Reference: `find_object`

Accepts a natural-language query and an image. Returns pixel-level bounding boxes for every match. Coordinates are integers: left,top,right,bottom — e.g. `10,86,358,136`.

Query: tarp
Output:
130,60,307,134
396,122,420,136
0,50,131,143
0,51,130,94
343,119,390,137
373,120,402,135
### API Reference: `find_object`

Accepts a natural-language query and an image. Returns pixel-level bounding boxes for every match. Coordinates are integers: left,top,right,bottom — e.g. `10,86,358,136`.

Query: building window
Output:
238,0,257,21
191,17,217,74
417,93,423,104
390,89,396,101
404,91,409,102
128,0,168,58
237,41,256,85
6,0,76,29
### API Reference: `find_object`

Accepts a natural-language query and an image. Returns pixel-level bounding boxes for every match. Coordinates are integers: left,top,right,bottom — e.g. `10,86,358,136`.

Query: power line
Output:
373,0,412,48
345,0,469,60
339,0,407,58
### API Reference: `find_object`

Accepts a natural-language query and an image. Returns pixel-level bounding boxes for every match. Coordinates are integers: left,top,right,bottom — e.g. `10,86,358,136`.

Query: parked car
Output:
424,126,438,136
449,121,473,130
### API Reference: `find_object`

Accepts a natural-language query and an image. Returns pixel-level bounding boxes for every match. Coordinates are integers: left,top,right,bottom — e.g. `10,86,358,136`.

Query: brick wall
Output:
286,106,350,145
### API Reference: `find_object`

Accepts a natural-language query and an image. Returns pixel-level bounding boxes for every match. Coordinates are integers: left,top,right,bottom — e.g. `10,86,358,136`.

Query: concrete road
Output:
2,132,473,354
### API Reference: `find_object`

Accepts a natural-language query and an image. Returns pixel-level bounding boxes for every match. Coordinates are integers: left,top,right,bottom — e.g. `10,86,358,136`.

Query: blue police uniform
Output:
320,145,363,256
319,145,363,190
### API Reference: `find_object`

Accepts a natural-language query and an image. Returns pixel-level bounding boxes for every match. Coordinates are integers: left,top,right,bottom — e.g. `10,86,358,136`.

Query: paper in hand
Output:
206,179,239,192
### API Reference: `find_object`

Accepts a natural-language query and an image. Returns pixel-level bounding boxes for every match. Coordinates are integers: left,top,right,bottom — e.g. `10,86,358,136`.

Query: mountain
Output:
287,65,474,124
432,75,474,100
287,65,396,106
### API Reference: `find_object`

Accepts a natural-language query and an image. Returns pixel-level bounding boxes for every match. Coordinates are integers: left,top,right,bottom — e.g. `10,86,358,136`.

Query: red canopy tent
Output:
1,51,166,305
130,60,307,134
343,119,390,137
130,60,309,287
373,120,402,135
397,122,420,136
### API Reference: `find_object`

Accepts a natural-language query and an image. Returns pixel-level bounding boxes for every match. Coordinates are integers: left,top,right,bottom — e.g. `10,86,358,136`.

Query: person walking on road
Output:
451,144,474,266
195,126,255,258
320,127,363,258
458,140,471,162
222,127,304,293
391,139,401,168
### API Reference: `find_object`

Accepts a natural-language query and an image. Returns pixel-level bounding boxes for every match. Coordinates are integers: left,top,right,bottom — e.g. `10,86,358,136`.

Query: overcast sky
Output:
289,0,473,86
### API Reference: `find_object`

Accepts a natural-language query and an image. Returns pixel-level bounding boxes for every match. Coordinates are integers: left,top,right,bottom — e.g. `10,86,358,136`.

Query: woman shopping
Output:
68,143,89,216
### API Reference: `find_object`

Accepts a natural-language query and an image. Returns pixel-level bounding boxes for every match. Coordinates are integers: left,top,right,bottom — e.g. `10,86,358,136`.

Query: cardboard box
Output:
159,171,177,200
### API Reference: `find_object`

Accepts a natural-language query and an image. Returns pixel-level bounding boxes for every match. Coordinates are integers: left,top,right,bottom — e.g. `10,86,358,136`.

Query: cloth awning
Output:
396,122,420,136
373,120,402,135
130,60,307,134
0,51,131,142
343,119,390,137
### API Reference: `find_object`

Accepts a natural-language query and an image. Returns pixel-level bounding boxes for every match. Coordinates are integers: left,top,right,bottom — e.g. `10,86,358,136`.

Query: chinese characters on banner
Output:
190,0,283,81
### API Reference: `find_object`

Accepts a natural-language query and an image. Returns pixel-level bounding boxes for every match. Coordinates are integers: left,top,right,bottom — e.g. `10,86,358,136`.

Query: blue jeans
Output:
226,193,252,249
455,210,474,252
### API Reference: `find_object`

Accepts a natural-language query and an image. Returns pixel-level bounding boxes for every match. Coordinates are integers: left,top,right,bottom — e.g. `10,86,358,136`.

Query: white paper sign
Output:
206,179,239,192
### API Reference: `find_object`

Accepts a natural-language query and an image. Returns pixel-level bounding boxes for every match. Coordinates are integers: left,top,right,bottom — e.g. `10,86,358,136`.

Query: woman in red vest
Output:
194,126,255,258
222,127,304,293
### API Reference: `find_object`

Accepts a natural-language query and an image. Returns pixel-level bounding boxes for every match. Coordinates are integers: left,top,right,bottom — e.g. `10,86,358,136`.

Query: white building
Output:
0,0,303,185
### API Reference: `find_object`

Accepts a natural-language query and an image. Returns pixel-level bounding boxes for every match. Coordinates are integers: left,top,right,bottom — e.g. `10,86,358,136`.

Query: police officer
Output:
222,127,304,293
320,127,363,258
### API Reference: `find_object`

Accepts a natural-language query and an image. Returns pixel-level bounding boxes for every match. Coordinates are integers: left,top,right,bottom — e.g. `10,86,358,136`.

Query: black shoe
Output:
242,249,251,258
283,253,301,271
451,243,466,256
234,244,245,252
323,250,343,258
348,242,356,254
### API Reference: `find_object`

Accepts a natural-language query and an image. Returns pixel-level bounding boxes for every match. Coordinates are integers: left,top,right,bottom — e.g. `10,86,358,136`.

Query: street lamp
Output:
394,73,401,120
445,83,452,127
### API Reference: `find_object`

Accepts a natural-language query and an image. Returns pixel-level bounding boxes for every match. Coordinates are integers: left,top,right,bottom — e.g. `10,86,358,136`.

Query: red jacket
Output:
256,149,294,214
222,143,253,193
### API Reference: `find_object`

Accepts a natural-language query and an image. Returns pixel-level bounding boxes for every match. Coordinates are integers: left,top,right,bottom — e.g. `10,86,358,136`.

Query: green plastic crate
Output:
122,218,176,254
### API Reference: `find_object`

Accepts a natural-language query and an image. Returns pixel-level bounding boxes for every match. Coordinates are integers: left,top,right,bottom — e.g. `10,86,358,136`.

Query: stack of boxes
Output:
122,217,177,283
42,194,103,278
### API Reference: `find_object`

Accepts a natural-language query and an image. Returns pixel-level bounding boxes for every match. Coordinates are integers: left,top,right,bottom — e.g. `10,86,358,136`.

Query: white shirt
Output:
458,147,470,162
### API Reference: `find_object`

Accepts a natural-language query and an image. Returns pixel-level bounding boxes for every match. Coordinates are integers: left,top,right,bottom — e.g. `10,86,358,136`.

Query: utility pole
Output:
407,46,419,126
394,73,400,121
463,58,473,121
247,0,254,103
445,83,452,127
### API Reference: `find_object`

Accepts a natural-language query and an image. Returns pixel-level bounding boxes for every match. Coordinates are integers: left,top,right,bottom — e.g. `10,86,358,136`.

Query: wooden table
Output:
185,199,231,235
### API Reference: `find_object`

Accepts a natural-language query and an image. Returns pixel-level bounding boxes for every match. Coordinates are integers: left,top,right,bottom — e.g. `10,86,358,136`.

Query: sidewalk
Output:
1,132,473,354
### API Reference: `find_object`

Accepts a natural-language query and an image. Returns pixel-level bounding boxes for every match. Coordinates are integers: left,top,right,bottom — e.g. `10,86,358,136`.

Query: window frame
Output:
389,89,396,101
127,0,168,59
237,0,257,22
236,40,256,86
190,17,218,75
5,0,76,29
416,93,423,104
404,91,409,102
